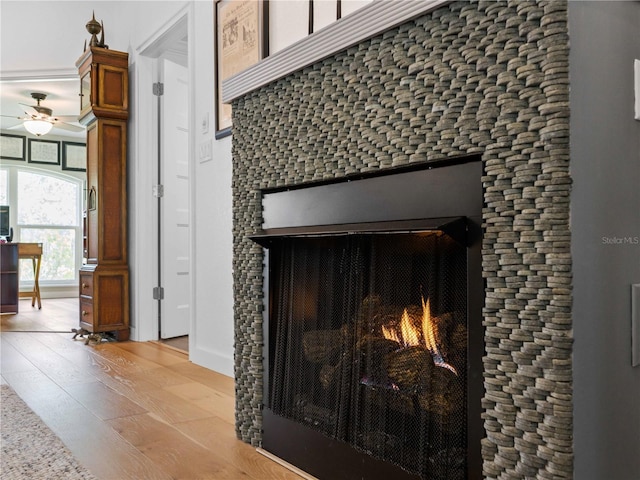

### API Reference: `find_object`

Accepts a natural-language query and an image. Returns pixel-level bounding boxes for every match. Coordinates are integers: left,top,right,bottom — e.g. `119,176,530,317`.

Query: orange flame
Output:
382,324,400,344
421,297,438,354
400,309,420,347
421,297,457,375
381,297,457,375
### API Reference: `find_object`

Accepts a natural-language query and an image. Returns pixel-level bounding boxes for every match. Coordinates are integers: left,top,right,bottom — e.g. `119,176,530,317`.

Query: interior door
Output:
160,57,190,339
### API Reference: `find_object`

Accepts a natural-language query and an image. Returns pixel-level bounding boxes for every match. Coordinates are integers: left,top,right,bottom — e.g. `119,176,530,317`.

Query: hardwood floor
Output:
161,335,189,353
1,298,302,480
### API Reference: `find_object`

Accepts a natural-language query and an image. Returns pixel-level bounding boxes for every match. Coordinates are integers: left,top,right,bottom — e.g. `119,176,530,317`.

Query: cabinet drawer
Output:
80,300,94,326
80,274,94,297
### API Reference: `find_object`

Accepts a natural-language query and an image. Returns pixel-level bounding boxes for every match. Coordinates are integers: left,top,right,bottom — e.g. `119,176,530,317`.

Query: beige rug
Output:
1,384,98,479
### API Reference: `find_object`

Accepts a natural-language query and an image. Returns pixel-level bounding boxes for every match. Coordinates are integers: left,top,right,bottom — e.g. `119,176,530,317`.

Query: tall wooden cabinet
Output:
76,47,130,341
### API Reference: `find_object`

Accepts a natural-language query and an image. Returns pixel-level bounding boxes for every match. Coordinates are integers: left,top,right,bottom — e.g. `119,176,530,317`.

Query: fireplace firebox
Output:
252,159,483,480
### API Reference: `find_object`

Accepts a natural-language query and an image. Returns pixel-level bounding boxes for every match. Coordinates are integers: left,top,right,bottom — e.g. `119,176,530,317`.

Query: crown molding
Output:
0,69,78,82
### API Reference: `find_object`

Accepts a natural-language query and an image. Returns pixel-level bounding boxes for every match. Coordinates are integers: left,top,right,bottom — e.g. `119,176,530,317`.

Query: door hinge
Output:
153,286,164,300
153,184,164,198
153,82,164,96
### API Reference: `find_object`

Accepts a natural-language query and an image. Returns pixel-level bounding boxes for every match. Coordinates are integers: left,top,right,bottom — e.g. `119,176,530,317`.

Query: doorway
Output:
137,12,192,352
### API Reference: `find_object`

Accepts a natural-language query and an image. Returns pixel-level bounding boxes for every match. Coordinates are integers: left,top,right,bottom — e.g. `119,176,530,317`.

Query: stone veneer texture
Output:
230,1,572,478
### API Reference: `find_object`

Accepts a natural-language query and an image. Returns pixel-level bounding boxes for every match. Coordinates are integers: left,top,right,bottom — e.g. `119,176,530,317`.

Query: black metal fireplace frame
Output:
253,156,484,480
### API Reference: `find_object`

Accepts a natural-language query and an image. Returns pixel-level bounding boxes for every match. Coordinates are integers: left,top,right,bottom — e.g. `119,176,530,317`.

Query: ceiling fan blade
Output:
18,103,40,117
0,115,24,129
0,114,25,121
54,115,79,122
7,123,25,131
52,121,84,133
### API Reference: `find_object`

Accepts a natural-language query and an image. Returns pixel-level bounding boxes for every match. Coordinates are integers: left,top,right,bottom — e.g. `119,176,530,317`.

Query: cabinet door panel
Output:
99,65,128,110
99,121,127,263
95,273,128,328
80,273,94,297
80,299,94,329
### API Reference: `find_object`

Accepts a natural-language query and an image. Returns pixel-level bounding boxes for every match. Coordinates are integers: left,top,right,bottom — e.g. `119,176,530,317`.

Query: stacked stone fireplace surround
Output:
231,1,572,478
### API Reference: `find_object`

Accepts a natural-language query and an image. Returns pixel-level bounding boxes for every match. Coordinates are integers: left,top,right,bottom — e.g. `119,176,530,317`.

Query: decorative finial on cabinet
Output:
85,11,109,49
99,21,109,49
86,12,101,47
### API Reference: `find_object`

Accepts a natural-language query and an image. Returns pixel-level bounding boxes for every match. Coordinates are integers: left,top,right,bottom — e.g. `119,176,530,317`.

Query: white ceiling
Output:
0,78,83,138
0,2,188,140
0,1,124,140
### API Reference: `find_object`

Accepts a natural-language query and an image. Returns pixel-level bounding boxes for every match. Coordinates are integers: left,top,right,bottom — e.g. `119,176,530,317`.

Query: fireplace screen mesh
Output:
268,231,468,479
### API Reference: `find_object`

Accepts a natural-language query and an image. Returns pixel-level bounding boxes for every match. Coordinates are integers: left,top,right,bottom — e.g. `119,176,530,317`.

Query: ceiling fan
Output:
2,92,83,136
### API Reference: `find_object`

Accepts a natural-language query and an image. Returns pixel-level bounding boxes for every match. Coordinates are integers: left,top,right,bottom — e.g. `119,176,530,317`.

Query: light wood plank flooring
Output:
1,298,302,480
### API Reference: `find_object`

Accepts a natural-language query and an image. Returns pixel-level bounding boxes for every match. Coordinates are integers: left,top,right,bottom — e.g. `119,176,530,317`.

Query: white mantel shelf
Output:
222,0,452,103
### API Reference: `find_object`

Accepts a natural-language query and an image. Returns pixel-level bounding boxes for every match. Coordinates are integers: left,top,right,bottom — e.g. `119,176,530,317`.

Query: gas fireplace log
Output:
445,322,467,364
303,328,349,363
385,346,434,390
416,367,461,412
384,345,464,420
319,362,341,389
355,295,413,335
319,334,398,389
356,335,402,388
357,335,399,359
363,383,417,415
431,318,468,374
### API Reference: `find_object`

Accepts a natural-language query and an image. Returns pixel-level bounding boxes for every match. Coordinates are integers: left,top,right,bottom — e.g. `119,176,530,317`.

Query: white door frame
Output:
130,4,195,346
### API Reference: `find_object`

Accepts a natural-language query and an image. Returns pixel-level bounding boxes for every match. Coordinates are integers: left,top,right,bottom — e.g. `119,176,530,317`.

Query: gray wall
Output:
570,2,640,479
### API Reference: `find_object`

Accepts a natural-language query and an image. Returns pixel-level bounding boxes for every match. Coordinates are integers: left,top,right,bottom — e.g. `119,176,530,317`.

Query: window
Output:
19,228,77,281
18,171,79,226
1,166,83,286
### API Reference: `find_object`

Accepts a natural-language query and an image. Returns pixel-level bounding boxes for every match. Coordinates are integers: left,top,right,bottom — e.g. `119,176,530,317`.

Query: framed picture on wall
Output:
62,142,87,171
28,138,60,165
308,0,342,35
0,133,26,161
214,0,269,139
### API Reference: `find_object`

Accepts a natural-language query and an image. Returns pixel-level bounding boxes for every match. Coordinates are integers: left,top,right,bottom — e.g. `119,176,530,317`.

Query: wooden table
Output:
18,242,42,309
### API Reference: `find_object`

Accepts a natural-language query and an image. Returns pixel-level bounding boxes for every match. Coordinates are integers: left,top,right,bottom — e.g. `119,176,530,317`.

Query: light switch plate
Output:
199,140,212,163
633,284,640,366
201,113,210,134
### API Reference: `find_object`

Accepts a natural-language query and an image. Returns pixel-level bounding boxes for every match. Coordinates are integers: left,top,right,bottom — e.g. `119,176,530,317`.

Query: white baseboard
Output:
20,286,78,299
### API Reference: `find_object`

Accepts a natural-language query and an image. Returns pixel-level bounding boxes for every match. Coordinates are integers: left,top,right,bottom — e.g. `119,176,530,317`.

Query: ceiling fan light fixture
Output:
24,119,53,136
